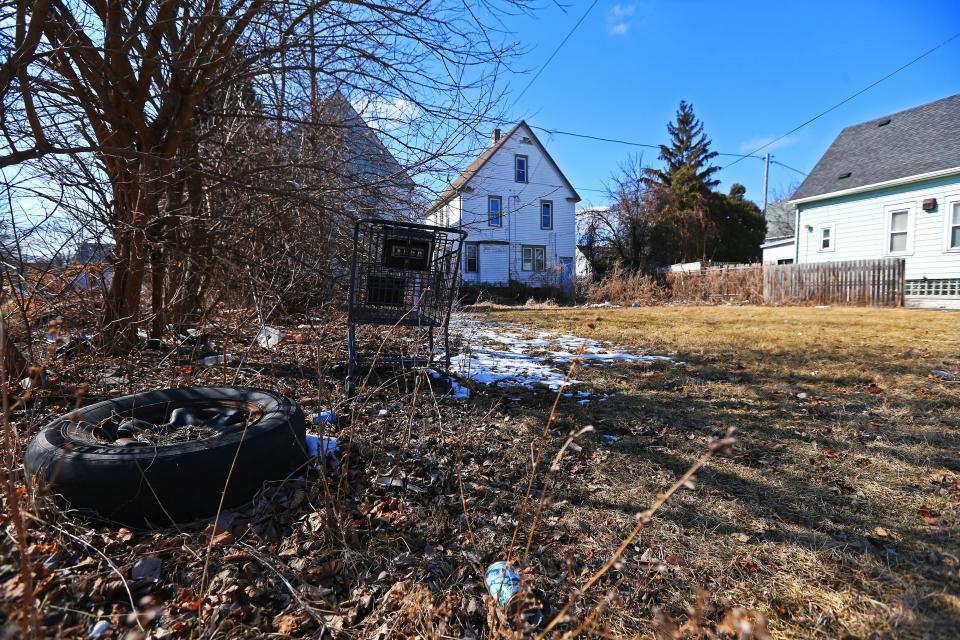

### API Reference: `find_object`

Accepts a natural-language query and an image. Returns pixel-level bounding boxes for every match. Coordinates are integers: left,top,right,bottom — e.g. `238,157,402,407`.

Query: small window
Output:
487,196,502,226
465,243,479,273
777,258,794,265
889,209,909,253
540,200,553,229
818,225,834,252
521,245,545,272
948,202,960,251
514,155,528,183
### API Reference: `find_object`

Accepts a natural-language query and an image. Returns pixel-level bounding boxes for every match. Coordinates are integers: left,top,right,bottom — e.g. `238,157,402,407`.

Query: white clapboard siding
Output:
445,123,577,286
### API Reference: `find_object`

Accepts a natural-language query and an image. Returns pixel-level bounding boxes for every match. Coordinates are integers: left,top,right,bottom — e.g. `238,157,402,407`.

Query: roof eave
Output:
790,166,960,205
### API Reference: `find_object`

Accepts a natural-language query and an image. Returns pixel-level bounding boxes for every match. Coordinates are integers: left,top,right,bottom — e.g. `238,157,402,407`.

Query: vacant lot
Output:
4,306,958,639
480,305,960,638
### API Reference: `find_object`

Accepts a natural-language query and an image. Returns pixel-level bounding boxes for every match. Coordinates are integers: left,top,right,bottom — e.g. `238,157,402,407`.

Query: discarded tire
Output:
25,387,307,526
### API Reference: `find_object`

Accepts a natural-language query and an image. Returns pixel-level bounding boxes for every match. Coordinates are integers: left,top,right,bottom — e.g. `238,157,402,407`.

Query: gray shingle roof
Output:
791,94,960,201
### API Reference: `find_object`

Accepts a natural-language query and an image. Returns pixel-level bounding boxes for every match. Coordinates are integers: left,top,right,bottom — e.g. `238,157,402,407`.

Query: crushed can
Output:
484,561,546,629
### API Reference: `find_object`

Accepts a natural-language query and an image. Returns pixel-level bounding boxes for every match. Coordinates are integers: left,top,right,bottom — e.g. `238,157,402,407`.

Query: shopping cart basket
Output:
346,218,467,396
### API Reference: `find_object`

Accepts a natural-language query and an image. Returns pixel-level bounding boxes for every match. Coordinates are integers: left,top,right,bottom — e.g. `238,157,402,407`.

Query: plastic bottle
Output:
484,561,545,629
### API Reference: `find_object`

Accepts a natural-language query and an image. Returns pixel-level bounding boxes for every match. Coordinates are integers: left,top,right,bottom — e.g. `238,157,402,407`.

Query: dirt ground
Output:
1,305,958,639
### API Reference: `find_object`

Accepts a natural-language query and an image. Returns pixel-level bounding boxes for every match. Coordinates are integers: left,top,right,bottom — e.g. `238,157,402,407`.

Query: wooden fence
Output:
762,258,905,306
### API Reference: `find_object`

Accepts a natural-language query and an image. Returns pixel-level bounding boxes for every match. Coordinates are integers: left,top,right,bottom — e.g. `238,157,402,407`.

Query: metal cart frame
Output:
346,218,467,396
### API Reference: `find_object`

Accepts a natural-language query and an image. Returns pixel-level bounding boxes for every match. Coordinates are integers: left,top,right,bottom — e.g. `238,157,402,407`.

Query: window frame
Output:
884,202,915,256
945,195,960,253
521,245,546,272
539,200,553,230
464,242,479,273
487,195,502,227
514,155,528,183
817,223,835,253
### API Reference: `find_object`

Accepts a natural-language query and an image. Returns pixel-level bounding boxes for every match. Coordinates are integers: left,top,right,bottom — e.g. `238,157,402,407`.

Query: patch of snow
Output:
448,317,679,391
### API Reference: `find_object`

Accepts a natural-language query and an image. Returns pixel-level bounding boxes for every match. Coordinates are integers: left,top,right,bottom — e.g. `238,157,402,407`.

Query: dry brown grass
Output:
482,305,960,639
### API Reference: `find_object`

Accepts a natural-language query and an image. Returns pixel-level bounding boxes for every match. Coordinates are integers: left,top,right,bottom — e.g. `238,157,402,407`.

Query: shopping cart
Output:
346,218,467,396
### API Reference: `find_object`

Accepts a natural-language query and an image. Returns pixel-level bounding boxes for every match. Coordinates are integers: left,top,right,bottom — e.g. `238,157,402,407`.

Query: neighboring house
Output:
427,122,581,292
72,239,114,290
788,93,960,308
760,199,797,264
291,92,416,220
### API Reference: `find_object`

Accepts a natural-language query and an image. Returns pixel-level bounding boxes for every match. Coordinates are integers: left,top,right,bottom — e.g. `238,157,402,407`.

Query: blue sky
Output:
499,0,960,209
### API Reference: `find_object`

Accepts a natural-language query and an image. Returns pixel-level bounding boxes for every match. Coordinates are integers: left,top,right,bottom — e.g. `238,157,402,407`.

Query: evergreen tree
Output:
643,100,720,194
709,184,766,263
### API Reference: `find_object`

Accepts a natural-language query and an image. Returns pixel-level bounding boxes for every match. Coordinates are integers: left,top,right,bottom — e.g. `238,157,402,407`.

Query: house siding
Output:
795,175,960,285
453,125,577,287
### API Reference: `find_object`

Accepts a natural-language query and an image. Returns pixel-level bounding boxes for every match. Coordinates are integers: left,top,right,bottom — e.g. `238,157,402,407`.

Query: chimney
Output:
492,128,501,145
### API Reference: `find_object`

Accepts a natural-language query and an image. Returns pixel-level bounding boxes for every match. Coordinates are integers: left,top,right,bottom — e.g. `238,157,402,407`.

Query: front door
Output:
559,257,574,293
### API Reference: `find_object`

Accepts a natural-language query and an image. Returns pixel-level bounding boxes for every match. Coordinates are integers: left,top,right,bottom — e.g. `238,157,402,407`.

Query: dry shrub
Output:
586,266,668,306
666,264,763,305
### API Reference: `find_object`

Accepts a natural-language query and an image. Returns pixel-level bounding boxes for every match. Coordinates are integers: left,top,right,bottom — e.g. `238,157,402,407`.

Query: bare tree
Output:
0,0,534,353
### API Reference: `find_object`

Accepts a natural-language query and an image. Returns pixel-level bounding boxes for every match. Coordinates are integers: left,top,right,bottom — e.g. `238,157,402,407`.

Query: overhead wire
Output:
724,29,960,170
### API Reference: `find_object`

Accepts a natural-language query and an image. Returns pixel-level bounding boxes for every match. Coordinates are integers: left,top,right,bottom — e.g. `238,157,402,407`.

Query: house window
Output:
818,225,834,252
514,155,528,183
540,200,553,229
465,243,479,273
777,258,794,265
948,202,960,251
488,196,502,227
521,245,545,272
887,208,911,253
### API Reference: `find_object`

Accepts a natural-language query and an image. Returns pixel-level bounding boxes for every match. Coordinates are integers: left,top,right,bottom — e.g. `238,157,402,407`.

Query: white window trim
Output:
817,223,835,253
883,202,915,256
944,194,960,253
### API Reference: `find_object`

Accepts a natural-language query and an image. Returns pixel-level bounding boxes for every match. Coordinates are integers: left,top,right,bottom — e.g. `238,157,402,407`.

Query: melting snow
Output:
448,317,680,391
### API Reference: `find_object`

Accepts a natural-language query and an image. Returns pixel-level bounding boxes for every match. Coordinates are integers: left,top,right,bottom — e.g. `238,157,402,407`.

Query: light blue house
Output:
787,94,960,308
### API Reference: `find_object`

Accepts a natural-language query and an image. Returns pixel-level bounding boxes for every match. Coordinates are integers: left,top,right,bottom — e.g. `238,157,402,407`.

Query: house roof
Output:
431,121,581,210
791,93,960,202
763,199,796,240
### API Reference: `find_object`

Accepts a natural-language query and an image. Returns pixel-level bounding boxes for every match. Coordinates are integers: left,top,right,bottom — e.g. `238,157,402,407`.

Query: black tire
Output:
24,386,307,527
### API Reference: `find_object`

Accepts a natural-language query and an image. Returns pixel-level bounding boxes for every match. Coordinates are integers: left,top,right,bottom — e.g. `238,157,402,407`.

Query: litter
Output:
197,354,236,367
600,434,621,444
305,434,340,469
88,620,110,639
377,409,389,418
256,326,285,349
312,410,337,426
484,561,545,629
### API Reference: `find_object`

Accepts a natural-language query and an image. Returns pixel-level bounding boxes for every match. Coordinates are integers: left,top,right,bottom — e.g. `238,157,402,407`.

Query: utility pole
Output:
762,153,771,213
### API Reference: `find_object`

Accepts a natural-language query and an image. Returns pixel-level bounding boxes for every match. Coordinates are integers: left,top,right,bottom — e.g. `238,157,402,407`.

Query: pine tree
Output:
643,100,720,193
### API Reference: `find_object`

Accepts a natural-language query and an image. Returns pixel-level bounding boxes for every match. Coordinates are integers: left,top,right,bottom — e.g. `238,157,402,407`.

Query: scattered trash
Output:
600,434,621,444
796,392,809,400
312,410,337,425
305,434,340,469
197,354,236,367
484,561,545,629
131,556,162,582
377,409,389,418
930,369,958,382
256,326,285,349
88,620,110,639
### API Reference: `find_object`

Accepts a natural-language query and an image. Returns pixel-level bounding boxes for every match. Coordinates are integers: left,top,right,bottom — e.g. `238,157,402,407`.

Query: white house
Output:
787,94,960,309
427,122,581,292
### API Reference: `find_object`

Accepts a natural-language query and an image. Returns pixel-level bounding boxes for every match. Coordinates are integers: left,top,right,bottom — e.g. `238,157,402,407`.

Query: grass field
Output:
478,306,960,638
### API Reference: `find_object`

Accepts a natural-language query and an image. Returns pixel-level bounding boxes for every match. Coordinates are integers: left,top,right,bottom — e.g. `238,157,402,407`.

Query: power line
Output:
509,0,601,110
725,29,960,170
531,125,764,159
771,160,808,176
